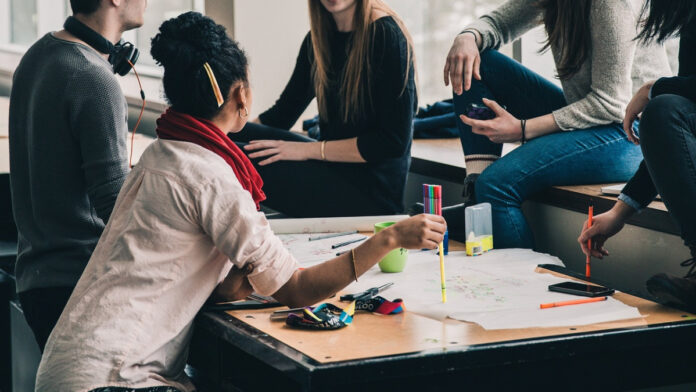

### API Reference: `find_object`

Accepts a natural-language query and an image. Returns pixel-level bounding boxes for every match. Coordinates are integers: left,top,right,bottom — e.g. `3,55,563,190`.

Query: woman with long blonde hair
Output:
229,0,416,217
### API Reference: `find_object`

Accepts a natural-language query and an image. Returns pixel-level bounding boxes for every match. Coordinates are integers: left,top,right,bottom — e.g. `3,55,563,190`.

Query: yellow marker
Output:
439,242,447,303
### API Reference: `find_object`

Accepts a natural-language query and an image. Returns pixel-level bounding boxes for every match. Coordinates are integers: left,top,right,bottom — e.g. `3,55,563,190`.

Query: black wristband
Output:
520,119,527,144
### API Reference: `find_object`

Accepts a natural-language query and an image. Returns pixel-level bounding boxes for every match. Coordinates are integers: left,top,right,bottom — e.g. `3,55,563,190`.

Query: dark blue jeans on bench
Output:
453,50,643,248
639,94,696,252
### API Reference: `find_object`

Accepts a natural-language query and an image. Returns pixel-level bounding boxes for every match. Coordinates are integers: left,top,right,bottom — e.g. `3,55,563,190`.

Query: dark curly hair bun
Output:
151,11,248,119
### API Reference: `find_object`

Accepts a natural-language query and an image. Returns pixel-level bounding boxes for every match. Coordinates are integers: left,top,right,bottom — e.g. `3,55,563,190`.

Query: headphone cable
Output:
128,59,146,169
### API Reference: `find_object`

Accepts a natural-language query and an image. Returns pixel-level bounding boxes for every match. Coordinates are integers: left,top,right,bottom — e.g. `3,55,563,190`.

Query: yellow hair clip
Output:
202,62,224,107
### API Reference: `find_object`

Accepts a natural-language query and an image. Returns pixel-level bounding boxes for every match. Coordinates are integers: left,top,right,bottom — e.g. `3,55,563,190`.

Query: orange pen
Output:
540,296,607,309
586,205,593,278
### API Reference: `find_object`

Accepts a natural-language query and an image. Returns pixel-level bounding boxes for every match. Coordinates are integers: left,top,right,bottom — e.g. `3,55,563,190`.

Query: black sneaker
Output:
462,173,479,204
646,258,696,312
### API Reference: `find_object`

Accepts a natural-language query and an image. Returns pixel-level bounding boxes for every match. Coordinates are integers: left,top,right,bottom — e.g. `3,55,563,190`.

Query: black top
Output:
621,23,696,208
259,17,416,214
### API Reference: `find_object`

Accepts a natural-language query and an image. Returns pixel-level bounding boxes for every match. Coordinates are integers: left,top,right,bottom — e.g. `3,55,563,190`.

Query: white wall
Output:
520,26,558,86
232,1,315,122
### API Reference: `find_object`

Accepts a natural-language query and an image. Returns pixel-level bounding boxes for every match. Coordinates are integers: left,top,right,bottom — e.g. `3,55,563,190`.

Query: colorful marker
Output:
586,205,594,279
540,296,607,309
424,184,446,303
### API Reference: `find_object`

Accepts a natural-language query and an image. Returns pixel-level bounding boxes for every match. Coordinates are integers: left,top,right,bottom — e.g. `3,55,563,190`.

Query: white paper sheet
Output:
278,233,367,267
332,249,644,330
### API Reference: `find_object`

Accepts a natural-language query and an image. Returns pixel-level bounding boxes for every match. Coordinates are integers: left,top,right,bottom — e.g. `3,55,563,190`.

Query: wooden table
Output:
189,257,696,391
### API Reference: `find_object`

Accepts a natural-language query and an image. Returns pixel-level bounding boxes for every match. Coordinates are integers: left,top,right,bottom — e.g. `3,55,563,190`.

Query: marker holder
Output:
423,184,448,254
465,203,493,256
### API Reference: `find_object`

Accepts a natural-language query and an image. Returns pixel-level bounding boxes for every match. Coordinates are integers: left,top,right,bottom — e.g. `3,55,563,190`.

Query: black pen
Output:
331,237,366,249
340,282,394,301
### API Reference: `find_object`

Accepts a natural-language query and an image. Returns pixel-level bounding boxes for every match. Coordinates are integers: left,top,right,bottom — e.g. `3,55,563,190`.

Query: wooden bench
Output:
410,138,677,235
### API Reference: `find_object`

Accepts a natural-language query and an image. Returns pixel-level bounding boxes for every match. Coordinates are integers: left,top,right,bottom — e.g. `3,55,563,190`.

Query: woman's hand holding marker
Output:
389,213,447,250
577,202,635,259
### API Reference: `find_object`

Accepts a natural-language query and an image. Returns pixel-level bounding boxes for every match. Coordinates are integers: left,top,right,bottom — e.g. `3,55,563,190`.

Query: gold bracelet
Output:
320,140,327,161
351,248,359,282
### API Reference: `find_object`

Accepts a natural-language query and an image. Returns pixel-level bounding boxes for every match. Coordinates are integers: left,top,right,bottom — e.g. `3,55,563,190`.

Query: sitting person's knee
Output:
640,94,691,142
474,168,507,203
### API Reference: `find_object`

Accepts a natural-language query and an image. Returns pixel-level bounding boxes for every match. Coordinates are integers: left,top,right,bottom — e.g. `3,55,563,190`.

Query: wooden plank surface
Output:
227,265,694,364
554,184,668,212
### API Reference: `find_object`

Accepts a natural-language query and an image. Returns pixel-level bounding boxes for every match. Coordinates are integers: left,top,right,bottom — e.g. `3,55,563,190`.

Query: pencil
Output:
586,205,593,279
540,296,607,309
331,237,366,249
309,230,358,241
436,185,446,303
439,242,447,303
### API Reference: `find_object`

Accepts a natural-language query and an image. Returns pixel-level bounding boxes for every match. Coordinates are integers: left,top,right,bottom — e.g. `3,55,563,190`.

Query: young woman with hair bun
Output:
34,12,444,392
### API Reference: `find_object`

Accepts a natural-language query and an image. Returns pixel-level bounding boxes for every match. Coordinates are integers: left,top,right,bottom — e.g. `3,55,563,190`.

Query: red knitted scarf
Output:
155,108,265,209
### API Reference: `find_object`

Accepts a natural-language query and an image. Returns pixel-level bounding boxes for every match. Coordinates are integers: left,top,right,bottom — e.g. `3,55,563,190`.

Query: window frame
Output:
0,0,208,105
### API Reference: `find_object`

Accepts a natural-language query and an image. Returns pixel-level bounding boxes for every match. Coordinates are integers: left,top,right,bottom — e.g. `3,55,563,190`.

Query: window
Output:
387,0,506,105
0,0,203,68
0,0,67,49
9,0,37,46
129,0,205,68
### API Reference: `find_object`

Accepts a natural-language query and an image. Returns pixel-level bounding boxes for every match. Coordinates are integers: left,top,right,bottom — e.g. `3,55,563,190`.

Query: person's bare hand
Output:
460,98,521,143
444,33,481,95
244,140,315,166
623,81,654,145
389,214,447,250
578,211,625,259
214,264,254,301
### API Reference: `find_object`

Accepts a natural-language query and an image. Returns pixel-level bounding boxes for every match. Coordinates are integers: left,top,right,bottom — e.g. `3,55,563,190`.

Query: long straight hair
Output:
538,0,593,80
637,0,696,43
308,0,415,124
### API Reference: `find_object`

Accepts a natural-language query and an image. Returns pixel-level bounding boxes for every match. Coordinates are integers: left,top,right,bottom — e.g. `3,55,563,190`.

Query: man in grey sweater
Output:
8,0,146,351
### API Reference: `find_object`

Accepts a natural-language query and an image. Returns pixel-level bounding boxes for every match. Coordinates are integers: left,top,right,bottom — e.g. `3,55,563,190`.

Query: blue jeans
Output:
453,50,643,248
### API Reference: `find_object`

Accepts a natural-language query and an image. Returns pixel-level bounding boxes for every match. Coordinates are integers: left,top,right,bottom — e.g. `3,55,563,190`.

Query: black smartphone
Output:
464,102,497,120
548,282,615,297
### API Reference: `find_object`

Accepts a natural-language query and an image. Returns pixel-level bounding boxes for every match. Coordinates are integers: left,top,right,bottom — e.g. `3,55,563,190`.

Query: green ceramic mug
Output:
374,221,408,273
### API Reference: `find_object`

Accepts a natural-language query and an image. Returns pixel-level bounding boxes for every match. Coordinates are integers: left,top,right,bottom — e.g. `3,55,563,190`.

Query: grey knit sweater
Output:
467,0,672,130
9,33,129,293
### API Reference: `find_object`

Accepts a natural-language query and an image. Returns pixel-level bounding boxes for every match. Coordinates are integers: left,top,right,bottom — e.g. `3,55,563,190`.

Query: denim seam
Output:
504,198,527,246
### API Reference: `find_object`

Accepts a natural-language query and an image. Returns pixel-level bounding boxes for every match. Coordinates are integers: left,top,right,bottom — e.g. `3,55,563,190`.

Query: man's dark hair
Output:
151,12,249,119
637,0,696,43
70,0,101,15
